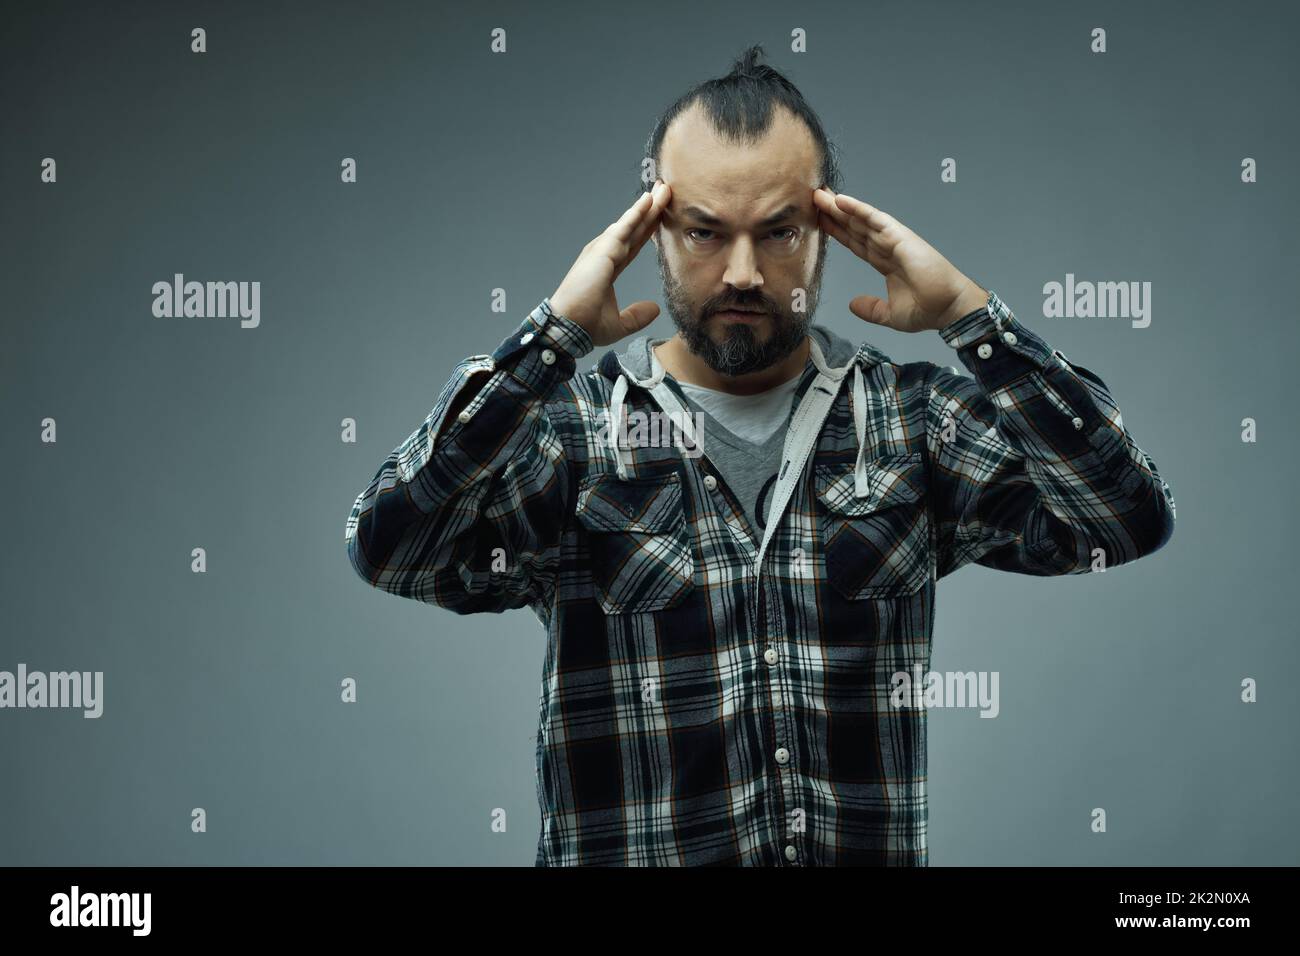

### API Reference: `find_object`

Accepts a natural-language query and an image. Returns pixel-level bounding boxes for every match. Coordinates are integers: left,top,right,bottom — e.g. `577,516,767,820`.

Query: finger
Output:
608,184,670,284
819,211,894,274
602,183,668,282
832,192,889,231
595,191,659,282
813,187,853,229
834,194,906,256
606,189,657,246
625,181,669,260
818,189,897,258
848,294,892,327
618,299,661,336
817,208,854,250
840,214,902,259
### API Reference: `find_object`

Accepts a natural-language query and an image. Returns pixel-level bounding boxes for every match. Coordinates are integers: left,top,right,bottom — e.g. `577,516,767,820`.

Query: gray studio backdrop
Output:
2,0,1296,865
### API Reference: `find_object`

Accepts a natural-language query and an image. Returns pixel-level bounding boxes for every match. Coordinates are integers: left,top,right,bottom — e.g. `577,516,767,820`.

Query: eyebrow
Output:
679,203,802,228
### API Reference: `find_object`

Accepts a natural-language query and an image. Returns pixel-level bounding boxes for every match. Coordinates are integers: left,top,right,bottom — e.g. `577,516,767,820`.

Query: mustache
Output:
708,298,774,314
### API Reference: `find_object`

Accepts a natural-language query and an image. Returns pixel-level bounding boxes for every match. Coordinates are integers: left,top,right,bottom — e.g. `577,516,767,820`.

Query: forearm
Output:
345,298,593,607
931,290,1175,572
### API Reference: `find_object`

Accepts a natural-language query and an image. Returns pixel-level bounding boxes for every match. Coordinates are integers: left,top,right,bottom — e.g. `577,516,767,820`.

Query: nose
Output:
721,234,763,292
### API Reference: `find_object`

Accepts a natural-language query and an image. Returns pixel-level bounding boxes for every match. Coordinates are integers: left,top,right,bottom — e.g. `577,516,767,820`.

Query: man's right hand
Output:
548,180,672,347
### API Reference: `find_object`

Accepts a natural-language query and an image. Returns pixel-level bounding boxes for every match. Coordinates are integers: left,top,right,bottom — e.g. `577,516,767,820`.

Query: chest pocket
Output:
815,452,931,599
574,471,695,614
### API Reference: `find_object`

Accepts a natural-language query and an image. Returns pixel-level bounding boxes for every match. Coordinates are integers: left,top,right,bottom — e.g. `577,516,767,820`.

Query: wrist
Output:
935,282,988,332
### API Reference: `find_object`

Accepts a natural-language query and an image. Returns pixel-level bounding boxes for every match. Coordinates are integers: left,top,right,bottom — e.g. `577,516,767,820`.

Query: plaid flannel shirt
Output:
344,290,1175,866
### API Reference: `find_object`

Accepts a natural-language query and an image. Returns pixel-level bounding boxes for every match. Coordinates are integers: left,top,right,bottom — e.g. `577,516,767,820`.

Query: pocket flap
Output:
816,452,925,516
575,472,684,533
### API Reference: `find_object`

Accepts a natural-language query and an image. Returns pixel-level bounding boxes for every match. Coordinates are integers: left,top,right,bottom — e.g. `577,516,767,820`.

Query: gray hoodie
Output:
608,325,863,538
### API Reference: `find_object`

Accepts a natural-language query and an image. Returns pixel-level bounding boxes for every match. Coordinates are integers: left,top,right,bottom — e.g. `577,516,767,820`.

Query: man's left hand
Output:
813,187,987,333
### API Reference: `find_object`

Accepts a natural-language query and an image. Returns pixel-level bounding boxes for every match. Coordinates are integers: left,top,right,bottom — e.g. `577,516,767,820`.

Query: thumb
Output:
848,294,890,327
619,300,661,336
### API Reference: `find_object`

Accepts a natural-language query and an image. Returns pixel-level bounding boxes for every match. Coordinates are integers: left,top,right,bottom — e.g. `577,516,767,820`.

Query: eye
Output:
686,227,798,243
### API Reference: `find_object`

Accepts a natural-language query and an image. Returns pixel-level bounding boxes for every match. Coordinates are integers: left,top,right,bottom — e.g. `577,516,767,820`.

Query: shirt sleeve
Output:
344,298,594,613
925,290,1175,579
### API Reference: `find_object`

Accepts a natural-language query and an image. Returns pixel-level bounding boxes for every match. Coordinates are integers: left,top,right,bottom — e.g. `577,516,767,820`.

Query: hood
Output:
593,323,892,500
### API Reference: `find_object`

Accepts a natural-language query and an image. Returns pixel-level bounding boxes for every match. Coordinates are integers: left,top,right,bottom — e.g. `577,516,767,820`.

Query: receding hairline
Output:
656,102,825,210
660,98,817,153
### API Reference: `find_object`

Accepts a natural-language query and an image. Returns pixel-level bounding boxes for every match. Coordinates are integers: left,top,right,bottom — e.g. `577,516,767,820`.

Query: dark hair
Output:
637,44,842,200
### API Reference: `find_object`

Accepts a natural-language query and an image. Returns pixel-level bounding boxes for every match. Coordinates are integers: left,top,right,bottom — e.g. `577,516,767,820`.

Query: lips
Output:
714,309,767,323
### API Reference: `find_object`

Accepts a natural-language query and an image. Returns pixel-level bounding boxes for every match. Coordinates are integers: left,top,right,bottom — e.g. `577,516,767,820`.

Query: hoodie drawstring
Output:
807,336,871,499
607,373,630,480
607,345,671,481
851,365,869,498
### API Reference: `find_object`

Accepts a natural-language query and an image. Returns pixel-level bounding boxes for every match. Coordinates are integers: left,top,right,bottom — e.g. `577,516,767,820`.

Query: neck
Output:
654,335,810,396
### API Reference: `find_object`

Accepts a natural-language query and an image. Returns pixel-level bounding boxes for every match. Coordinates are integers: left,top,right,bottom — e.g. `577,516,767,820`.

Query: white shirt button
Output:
775,747,789,764
784,845,798,862
520,331,535,345
703,475,717,491
540,348,556,365
1071,417,1084,430
976,343,993,359
1002,331,1018,346
457,410,471,424
763,648,778,665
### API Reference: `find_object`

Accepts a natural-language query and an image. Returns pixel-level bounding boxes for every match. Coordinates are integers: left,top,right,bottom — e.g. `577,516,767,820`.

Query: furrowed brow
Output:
757,204,800,227
680,203,802,228
680,205,724,226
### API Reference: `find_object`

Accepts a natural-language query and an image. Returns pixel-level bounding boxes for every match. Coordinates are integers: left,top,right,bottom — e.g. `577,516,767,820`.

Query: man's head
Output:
642,45,841,378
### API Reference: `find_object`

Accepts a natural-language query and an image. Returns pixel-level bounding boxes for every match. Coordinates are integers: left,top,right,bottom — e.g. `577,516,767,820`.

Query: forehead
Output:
658,102,820,222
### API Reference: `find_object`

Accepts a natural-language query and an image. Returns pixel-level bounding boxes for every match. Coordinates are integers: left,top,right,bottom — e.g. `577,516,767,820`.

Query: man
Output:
344,46,1175,866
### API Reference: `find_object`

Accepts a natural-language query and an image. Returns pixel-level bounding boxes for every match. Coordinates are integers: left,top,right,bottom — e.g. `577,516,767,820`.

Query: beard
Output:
656,235,827,377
